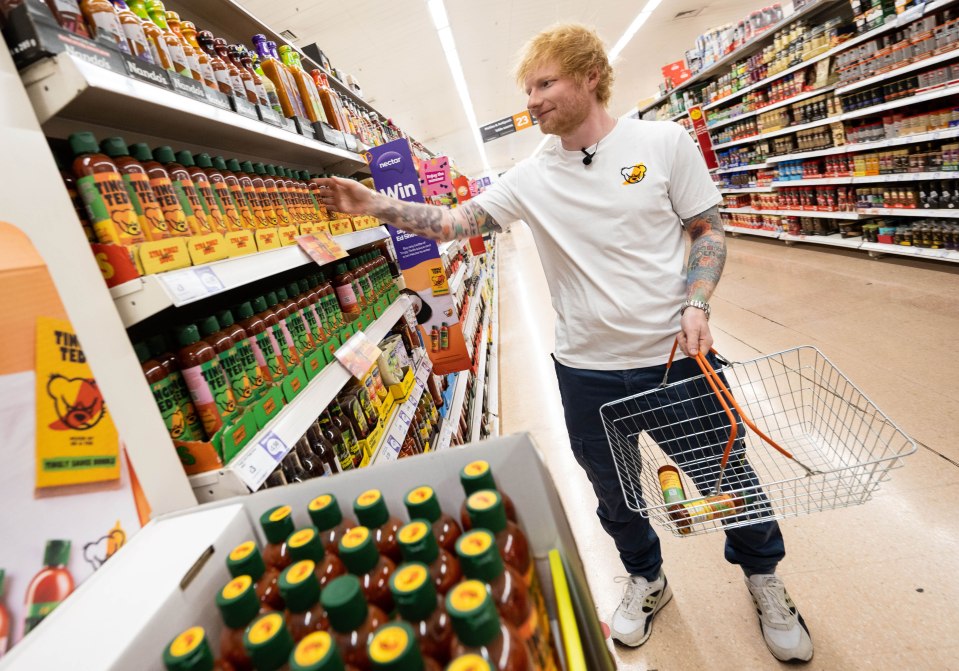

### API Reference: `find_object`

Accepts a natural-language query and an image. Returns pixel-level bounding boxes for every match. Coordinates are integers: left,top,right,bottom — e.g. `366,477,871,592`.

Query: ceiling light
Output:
609,0,664,60
427,0,491,173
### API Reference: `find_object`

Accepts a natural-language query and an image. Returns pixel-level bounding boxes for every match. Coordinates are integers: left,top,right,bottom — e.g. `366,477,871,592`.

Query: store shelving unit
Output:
487,250,500,437
370,353,433,464
469,311,490,443
719,207,863,219
719,186,775,193
437,370,468,452
724,225,783,238
714,162,770,174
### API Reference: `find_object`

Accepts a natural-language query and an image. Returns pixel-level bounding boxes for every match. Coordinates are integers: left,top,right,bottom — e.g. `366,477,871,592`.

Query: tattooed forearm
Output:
682,205,727,303
369,194,502,242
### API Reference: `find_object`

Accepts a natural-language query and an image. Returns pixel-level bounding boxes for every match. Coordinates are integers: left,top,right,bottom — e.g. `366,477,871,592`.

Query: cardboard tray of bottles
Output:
1,433,615,671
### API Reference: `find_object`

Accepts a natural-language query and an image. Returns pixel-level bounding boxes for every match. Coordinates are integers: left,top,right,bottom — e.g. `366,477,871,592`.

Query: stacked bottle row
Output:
135,259,394,444
162,461,559,670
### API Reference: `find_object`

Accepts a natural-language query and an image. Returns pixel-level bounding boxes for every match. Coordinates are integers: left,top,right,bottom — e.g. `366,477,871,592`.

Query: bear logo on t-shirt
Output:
621,164,647,185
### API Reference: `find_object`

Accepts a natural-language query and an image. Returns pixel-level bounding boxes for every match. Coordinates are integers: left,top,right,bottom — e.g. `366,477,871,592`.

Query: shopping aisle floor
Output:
496,224,959,670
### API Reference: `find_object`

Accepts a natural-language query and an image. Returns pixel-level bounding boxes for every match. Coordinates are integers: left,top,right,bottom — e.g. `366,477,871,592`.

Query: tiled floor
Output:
496,224,959,670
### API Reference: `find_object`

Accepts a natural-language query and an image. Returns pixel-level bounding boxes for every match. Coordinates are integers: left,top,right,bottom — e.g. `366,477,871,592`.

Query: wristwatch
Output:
681,299,711,320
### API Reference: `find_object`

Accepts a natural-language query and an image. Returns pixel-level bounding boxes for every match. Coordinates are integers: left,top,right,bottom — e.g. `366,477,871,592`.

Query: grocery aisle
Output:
498,223,959,670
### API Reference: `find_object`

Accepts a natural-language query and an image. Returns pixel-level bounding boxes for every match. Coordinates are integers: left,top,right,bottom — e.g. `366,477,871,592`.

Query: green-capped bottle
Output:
397,521,461,596
446,655,493,671
307,493,357,556
458,461,518,532
146,334,205,440
198,315,254,408
354,489,404,564
404,485,462,555
216,308,267,399
226,540,285,612
287,526,347,588
389,562,453,666
289,631,347,671
243,611,295,671
446,581,533,671
135,341,197,441
260,505,296,571
321,575,389,671
338,526,395,614
464,491,531,589
368,620,443,671
278,560,329,643
162,626,221,671
215,575,259,670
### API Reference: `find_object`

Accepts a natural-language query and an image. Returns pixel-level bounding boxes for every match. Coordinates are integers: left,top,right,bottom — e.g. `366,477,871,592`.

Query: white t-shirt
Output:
472,118,721,370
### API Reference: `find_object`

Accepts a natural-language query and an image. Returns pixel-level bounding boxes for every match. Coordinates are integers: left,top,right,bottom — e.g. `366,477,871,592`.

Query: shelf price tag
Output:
297,232,348,266
233,431,288,491
204,88,232,111
170,74,207,101
334,331,383,379
232,96,259,120
158,266,226,306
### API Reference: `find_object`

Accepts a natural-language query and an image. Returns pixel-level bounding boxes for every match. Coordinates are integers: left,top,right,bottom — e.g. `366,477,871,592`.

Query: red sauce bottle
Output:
175,323,236,436
332,263,361,320
263,291,300,369
238,160,273,229
278,560,330,643
321,575,389,671
198,315,254,408
307,493,356,557
289,631,358,671
236,300,287,382
152,145,212,236
129,142,192,238
354,489,404,564
226,540,284,612
447,581,534,671
176,150,228,234
146,333,205,439
397,521,462,597
464,491,531,587
286,526,347,589
43,0,90,37
99,136,170,241
459,461,519,532
215,157,258,229
134,341,199,441
215,575,260,671
389,563,454,666
23,540,74,634
367,621,444,671
216,309,267,401
196,153,243,232
338,527,396,615
278,285,314,354
259,505,295,571
0,570,8,656
242,612,294,671
163,626,236,671
405,485,462,554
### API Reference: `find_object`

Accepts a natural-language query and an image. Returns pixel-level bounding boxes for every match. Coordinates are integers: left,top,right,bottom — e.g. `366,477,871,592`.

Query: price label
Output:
232,96,259,120
896,2,926,27
335,331,383,379
158,266,225,306
204,88,232,111
298,232,348,266
234,445,280,490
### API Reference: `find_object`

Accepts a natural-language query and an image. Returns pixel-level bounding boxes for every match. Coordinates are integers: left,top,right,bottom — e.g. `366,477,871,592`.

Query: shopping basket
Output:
600,344,916,537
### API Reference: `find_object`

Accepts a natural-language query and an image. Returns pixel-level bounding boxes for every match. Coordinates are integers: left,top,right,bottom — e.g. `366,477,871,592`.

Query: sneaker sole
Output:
611,581,673,648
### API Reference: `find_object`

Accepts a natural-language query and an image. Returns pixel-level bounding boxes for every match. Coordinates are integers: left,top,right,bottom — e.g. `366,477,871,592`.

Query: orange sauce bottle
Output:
99,136,169,241
278,560,330,643
447,582,534,671
464,491,531,587
287,527,347,589
259,505,295,571
397,521,462,597
142,0,192,79
459,461,519,531
321,575,389,671
338,526,396,615
368,621,444,671
354,490,404,564
215,157,258,229
196,153,243,232
126,0,174,72
252,35,307,119
390,563,454,666
242,612,295,671
129,143,191,237
177,150,227,234
215,575,259,671
243,161,278,228
79,0,129,53
307,494,357,557
153,145,212,235
262,164,293,226
228,159,268,228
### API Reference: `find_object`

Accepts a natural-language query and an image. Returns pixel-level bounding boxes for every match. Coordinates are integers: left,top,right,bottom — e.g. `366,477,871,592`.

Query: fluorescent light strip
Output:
609,0,664,60
427,0,491,173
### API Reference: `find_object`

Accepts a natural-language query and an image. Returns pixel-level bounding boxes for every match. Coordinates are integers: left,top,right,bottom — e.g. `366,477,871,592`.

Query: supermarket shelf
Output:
771,178,854,186
469,311,491,444
835,48,959,96
668,110,688,122
438,240,459,257
719,207,862,219
371,354,433,464
706,86,836,130
638,0,845,114
766,127,959,163
858,208,959,218
860,241,959,261
487,255,499,424
782,232,865,248
724,225,783,238
714,162,769,174
110,227,391,328
437,370,469,452
188,296,410,501
22,53,367,175
712,113,842,150
448,261,468,296
719,186,775,193
771,173,959,188
463,268,487,339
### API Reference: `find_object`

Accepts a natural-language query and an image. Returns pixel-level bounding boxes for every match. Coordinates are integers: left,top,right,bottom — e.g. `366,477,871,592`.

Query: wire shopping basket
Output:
600,344,916,537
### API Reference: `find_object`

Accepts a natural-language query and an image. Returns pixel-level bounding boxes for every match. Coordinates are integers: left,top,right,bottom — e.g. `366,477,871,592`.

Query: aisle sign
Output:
422,157,453,197
688,106,719,170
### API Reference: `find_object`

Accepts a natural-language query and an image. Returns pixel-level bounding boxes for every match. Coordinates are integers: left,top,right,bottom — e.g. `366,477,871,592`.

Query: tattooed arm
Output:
678,205,727,356
311,176,502,242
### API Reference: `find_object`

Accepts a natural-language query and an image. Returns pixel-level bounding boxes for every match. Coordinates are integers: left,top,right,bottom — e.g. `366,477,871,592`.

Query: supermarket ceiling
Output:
238,0,764,177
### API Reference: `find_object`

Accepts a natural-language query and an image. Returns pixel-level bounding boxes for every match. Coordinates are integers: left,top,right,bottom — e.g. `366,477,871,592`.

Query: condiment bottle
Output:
310,71,350,132
250,51,283,117
321,575,389,671
196,30,246,99
260,505,296,571
279,560,330,642
113,0,154,63
252,34,306,120
195,153,243,232
79,0,130,53
153,145,212,235
165,10,215,90
397,521,461,597
278,45,327,124
69,131,145,247
222,41,258,104
330,403,362,467
126,0,174,71
307,493,356,556
306,421,340,476
338,526,396,614
459,461,518,531
129,143,191,237
350,258,374,305
278,285,314,354
180,20,227,92
354,489,404,564
175,323,236,434
142,0,191,78
337,391,370,441
265,165,294,226
287,526,347,588
134,341,197,441
464,492,532,591
282,450,309,484
198,315,254,407
296,279,327,346
236,300,287,383
292,437,327,479
254,163,289,226
215,157,258,229
215,575,260,671
177,150,228,234
446,581,533,671
43,0,90,38
163,626,233,671
266,290,301,369
227,158,267,228
332,263,361,320
367,621,443,671
243,612,295,671
226,540,285,612
100,137,170,241
455,531,556,671
22,540,74,634
389,563,454,666
236,45,269,107
243,160,279,227
146,334,205,439
317,410,356,472
290,630,356,671
277,168,305,225
313,274,344,332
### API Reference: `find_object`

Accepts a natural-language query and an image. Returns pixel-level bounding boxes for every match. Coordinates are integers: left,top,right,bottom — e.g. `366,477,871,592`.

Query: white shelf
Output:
487,256,499,423
371,354,433,464
782,232,864,248
668,110,688,122
437,370,469,452
767,128,959,163
706,86,836,130
719,186,775,193
111,228,391,327
22,53,367,174
469,311,491,444
714,163,769,174
836,48,959,95
771,177,853,186
724,225,783,238
719,207,862,219
858,208,959,218
841,83,959,122
438,240,460,257
772,173,959,187
463,267,487,340
448,261,468,296
860,241,959,262
712,113,842,150
188,296,411,501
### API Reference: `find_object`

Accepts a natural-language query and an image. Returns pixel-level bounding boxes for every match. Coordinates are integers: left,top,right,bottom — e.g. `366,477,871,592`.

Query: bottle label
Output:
90,11,129,53
219,345,254,405
226,179,257,228
239,179,267,227
269,188,291,225
77,172,144,246
334,283,358,311
123,172,168,239
26,600,60,620
212,67,233,90
181,358,235,434
148,176,191,236
233,338,267,395
255,187,278,226
271,323,300,368
150,375,196,440
119,21,152,63
302,304,324,343
171,178,212,234
167,42,192,77
322,295,342,328
517,601,559,671
198,59,216,89
193,178,226,233
285,312,313,353
211,179,242,230
251,331,286,380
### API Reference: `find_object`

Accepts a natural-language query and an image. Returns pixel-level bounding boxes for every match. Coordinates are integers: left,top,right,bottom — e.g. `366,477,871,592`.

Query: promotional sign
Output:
480,111,539,143
687,106,719,170
422,156,453,197
452,176,472,203
365,140,472,374
662,59,692,87
297,232,348,266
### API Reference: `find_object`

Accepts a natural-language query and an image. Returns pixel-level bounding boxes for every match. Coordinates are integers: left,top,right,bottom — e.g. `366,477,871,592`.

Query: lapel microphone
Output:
581,138,601,166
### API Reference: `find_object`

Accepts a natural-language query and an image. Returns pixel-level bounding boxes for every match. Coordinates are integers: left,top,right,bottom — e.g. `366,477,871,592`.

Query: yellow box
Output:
299,221,318,236
224,230,257,257
186,232,229,264
329,218,354,236
362,419,386,463
138,237,191,274
389,367,416,403
255,228,282,251
378,391,395,420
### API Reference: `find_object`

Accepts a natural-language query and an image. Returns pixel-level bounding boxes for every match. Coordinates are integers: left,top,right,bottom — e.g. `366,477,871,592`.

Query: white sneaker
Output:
746,574,814,663
610,571,672,647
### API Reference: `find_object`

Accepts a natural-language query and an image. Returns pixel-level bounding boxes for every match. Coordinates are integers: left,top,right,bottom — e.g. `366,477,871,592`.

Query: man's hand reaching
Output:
311,176,376,215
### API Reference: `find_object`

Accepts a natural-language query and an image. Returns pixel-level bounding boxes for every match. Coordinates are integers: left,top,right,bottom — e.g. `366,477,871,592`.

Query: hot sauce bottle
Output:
287,527,347,589
216,575,259,671
198,315,253,408
0,570,7,656
252,34,306,120
146,334,205,439
367,621,443,671
112,0,154,63
141,0,191,79
338,527,395,615
153,146,212,236
236,46,269,107
44,0,90,37
456,531,556,671
226,159,266,228
80,0,130,53
181,21,227,93
69,131,144,247
236,300,286,383
447,656,493,671
397,521,461,597
175,323,236,436
99,137,170,241
196,153,243,231
266,291,301,369
23,540,74,634
332,263,361,321
295,279,327,347
135,341,197,441
289,631,356,671
389,563,454,666
129,143,191,237
196,30,246,99
446,582,533,671
254,163,289,226
243,612,295,671
265,165,293,226
125,0,173,71
464,492,530,588
217,309,267,400
242,161,278,228
278,45,326,124
166,11,216,90
278,560,330,643
163,626,234,671
277,286,314,355
353,490,404,564
310,70,350,133
254,295,295,374
320,575,389,671
249,51,283,117
214,157,258,229
226,541,285,612
221,41,258,104
307,493,356,556
176,150,227,234
459,461,518,531
260,505,295,571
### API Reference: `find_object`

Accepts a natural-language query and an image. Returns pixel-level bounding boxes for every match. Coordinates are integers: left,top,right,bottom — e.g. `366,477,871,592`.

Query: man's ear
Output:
585,67,601,92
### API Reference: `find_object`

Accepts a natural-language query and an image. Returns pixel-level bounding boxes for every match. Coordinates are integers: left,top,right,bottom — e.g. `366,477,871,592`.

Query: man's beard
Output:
538,97,591,137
